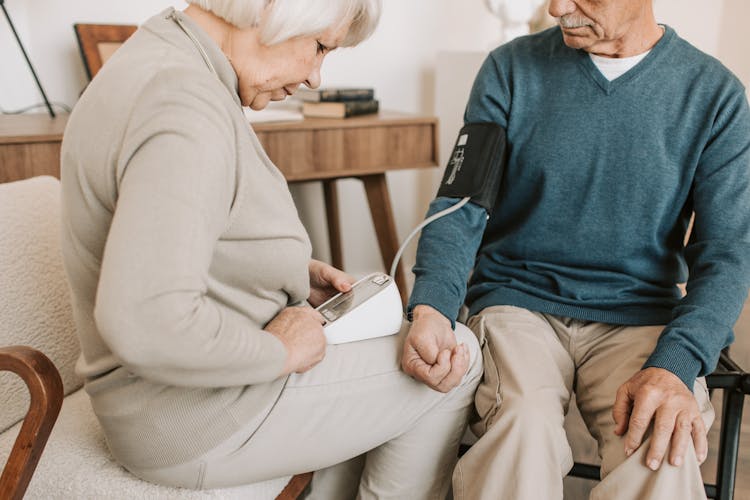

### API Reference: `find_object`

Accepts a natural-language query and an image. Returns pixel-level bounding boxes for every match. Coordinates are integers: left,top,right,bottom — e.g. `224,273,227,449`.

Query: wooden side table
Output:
0,111,440,302
0,114,67,182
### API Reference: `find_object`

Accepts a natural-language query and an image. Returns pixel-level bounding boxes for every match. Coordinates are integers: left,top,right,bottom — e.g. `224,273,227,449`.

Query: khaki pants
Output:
131,322,482,500
454,305,714,500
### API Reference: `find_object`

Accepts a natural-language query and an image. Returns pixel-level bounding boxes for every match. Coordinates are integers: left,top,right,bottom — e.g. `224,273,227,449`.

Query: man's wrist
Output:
412,305,451,326
643,343,702,390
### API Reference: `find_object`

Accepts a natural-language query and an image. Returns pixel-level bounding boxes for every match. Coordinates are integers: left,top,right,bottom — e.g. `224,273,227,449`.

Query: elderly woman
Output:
60,0,481,497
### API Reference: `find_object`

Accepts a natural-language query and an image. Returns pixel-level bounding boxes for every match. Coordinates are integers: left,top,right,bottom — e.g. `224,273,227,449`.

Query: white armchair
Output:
0,176,308,499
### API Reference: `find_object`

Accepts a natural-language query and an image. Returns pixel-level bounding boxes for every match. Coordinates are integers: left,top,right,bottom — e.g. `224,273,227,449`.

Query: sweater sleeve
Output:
644,87,750,388
93,73,288,388
408,198,487,326
407,54,508,324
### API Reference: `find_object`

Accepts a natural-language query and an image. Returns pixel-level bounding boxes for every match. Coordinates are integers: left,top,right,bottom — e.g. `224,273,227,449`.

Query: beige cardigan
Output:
60,8,311,469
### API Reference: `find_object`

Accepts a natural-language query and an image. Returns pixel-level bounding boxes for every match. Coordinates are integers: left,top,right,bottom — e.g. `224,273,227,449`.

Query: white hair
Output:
185,0,381,46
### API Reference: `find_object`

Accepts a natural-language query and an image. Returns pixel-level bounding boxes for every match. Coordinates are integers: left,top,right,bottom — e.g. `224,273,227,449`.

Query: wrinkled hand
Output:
266,306,327,375
613,367,707,470
401,305,469,393
307,259,355,308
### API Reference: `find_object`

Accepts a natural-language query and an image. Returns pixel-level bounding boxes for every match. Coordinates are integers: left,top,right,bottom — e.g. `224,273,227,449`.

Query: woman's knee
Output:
454,322,483,381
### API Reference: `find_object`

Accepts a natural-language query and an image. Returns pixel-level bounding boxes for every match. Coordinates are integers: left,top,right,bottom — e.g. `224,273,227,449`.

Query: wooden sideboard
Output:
0,114,67,182
0,112,439,301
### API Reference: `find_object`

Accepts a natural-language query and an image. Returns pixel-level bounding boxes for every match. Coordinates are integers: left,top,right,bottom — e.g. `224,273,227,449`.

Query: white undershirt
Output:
589,26,664,81
589,51,650,81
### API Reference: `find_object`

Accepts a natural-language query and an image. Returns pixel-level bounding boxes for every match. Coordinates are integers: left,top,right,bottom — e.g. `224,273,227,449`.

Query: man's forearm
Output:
408,197,487,326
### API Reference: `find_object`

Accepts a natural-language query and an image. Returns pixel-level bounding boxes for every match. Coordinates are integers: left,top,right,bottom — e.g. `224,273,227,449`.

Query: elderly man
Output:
402,0,750,498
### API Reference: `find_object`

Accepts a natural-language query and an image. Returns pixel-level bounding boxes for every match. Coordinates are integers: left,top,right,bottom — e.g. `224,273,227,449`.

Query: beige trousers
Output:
454,305,714,500
131,322,482,500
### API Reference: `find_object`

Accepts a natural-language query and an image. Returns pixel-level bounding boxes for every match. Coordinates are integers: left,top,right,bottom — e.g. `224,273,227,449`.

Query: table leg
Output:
322,180,343,270
361,173,408,305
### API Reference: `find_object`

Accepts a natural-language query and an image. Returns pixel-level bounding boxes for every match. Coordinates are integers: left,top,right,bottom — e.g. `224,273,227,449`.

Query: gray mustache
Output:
558,15,592,28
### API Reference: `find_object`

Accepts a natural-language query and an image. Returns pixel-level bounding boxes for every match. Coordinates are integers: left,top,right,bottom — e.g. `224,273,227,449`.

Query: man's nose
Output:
548,0,576,18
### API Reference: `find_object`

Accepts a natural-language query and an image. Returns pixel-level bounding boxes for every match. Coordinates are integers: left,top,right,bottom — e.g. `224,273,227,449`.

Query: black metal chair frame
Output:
570,351,750,500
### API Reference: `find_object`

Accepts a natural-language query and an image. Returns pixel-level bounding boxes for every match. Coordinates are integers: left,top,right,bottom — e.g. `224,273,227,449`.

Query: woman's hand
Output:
307,259,356,308
266,306,327,375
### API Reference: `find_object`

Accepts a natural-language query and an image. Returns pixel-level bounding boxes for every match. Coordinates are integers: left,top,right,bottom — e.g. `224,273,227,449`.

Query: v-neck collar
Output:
575,25,675,96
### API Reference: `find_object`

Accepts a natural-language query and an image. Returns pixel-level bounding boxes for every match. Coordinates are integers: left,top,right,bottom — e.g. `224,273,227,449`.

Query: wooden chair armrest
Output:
0,346,63,500
275,472,313,500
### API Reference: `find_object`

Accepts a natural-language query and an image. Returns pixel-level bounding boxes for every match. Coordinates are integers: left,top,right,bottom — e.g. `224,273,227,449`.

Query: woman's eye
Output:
317,41,328,55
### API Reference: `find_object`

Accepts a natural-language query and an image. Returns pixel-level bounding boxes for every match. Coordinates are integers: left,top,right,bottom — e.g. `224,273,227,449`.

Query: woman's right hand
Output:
265,306,327,375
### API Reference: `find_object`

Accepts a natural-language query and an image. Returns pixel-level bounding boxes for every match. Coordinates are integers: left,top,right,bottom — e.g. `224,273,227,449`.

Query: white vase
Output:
484,0,548,44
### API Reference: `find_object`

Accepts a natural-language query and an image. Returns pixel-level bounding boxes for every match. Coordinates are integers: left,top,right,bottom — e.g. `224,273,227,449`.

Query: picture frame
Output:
74,23,137,80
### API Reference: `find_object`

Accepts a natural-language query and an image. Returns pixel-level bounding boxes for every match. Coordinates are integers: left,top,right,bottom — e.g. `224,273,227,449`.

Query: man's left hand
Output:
307,259,355,308
612,367,707,471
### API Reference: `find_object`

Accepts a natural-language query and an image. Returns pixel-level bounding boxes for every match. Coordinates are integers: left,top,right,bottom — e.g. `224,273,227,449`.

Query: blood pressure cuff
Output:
436,122,507,212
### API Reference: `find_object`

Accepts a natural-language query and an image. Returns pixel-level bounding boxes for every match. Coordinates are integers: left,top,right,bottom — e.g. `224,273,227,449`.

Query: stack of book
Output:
296,87,379,118
243,100,304,123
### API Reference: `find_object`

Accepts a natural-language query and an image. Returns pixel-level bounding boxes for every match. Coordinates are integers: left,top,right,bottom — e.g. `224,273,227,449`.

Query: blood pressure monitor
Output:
315,123,507,344
316,272,403,344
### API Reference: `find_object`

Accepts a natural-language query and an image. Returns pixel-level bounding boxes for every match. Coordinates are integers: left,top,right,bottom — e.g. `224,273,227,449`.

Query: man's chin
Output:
561,32,593,50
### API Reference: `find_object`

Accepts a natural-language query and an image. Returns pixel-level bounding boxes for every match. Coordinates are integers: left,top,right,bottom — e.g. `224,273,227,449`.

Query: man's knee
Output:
469,394,573,476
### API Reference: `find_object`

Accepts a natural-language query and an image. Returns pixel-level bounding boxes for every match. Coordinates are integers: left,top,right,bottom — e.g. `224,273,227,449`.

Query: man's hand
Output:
307,259,355,308
401,305,469,393
612,367,707,470
266,306,327,375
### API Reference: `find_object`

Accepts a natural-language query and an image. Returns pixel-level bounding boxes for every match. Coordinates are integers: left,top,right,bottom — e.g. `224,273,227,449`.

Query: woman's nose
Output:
305,67,321,90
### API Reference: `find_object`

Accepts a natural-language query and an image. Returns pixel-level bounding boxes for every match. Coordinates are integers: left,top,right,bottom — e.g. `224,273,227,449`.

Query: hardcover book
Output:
302,99,379,118
296,87,375,102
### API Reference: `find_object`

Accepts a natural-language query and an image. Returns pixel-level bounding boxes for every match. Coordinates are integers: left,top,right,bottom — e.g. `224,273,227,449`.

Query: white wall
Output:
2,0,749,284
719,0,750,91
654,0,725,55
0,0,38,111
717,0,750,368
0,1,156,111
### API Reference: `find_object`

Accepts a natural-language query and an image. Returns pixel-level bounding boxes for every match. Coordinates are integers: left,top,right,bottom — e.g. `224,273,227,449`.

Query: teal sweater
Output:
409,26,750,388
